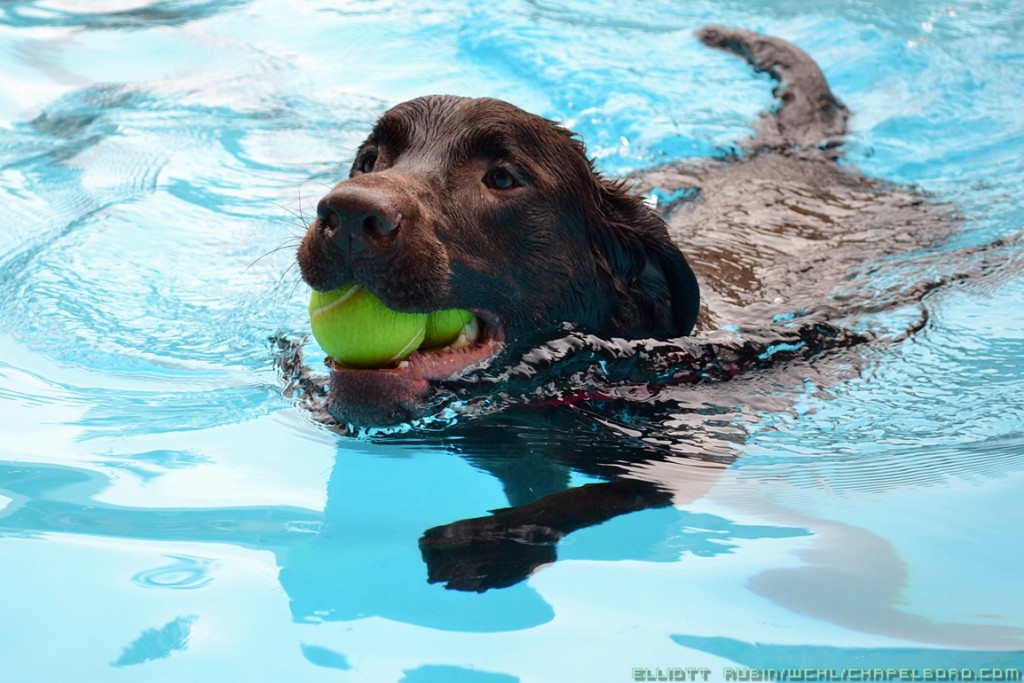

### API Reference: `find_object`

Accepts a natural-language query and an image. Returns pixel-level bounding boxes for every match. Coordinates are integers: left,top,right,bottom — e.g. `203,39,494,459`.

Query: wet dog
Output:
293,26,954,429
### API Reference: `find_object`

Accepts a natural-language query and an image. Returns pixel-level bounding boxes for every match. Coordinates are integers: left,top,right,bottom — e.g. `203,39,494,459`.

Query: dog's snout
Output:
316,185,401,252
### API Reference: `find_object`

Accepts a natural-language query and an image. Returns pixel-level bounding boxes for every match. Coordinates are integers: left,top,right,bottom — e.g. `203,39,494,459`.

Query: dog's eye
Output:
484,167,518,190
358,153,378,174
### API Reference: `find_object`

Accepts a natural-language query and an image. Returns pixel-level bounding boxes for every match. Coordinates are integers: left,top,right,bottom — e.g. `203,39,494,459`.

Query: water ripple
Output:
132,555,215,590
0,1,246,30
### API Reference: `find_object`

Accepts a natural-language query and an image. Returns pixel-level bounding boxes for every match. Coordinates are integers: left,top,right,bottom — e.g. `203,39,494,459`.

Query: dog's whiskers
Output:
245,239,302,275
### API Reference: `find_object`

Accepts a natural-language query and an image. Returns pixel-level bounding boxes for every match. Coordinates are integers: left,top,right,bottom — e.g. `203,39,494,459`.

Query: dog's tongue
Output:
328,334,502,381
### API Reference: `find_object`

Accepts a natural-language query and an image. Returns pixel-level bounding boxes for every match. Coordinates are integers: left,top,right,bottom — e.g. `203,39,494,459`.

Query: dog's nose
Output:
316,185,400,252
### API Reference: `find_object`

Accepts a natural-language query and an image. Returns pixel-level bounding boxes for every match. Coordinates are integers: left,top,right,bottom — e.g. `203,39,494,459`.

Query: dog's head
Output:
298,95,699,426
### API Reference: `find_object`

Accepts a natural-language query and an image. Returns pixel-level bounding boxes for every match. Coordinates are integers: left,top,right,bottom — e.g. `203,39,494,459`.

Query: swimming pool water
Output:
0,1,1022,681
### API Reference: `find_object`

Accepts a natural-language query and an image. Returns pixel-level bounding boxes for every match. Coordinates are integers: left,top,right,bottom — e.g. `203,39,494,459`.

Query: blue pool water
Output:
1,0,1023,681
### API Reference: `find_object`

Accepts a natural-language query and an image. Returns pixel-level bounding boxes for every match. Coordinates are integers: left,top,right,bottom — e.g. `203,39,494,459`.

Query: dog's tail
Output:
698,25,849,158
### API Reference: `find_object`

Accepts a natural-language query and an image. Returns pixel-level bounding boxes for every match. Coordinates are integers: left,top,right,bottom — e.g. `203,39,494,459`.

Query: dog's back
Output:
633,27,957,343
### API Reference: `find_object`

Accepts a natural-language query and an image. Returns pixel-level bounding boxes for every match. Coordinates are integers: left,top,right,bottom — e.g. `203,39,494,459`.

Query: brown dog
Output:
295,26,953,429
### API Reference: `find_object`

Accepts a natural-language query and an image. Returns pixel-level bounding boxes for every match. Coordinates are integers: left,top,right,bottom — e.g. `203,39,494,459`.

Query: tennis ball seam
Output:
387,328,426,364
309,284,362,317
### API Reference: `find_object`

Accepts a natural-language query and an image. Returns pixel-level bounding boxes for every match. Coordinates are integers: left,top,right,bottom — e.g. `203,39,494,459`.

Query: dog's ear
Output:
588,179,700,338
637,236,701,337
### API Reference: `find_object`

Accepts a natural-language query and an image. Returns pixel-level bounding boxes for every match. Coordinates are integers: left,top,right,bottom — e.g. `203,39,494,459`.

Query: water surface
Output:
0,1,1022,681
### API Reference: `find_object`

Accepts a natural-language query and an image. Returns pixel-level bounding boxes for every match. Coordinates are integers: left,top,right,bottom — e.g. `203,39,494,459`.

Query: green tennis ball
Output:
308,284,427,369
423,308,476,349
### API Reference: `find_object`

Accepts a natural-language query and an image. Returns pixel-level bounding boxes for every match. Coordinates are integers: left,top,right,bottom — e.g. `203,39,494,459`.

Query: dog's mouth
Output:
300,276,509,427
317,307,505,428
322,310,504,383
